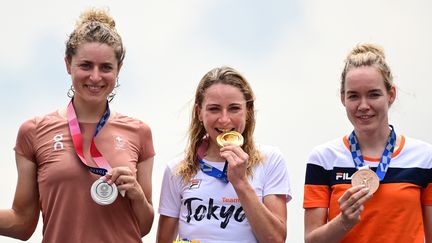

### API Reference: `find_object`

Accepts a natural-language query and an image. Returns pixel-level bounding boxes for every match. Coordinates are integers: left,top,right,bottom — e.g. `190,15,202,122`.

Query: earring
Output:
115,77,120,88
67,85,75,98
107,77,120,102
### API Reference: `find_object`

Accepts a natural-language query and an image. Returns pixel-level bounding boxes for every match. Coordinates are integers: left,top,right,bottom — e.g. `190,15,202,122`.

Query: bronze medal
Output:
351,168,380,194
216,131,244,147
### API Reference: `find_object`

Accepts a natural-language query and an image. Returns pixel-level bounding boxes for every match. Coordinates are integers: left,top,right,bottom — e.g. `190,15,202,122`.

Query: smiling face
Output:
341,66,396,135
197,83,247,146
65,42,121,106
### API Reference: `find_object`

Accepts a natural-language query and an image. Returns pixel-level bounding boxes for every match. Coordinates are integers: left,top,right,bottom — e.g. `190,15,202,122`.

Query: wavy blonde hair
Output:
341,43,394,94
177,66,263,183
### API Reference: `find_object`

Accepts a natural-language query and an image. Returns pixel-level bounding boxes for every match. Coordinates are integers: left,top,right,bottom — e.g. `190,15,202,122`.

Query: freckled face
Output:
341,66,396,134
65,42,120,105
198,83,247,144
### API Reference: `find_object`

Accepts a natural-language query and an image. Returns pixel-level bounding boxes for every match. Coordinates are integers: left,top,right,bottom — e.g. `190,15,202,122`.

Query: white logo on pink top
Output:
114,136,126,150
53,134,64,150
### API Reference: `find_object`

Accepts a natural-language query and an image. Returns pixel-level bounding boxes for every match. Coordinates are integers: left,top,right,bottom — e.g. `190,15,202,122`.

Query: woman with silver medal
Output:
303,44,432,243
0,8,155,243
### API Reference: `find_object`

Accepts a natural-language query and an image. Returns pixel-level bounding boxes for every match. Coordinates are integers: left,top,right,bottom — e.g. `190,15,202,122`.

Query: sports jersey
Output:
159,144,291,243
304,135,432,243
14,110,155,243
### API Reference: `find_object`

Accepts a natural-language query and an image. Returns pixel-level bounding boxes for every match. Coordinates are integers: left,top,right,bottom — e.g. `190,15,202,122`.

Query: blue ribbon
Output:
198,159,229,183
348,125,397,181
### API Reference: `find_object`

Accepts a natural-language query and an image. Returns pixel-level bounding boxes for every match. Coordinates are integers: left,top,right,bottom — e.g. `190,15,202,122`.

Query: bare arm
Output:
0,153,40,240
234,183,287,243
221,145,287,243
304,185,371,243
156,215,179,243
107,156,154,236
305,208,347,243
424,205,432,243
132,156,155,236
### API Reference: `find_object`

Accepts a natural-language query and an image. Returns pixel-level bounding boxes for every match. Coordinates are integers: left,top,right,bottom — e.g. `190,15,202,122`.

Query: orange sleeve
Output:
303,184,330,208
422,183,432,205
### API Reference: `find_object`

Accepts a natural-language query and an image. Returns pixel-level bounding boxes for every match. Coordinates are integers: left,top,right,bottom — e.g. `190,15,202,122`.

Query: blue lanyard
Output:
197,138,229,183
348,125,396,181
198,159,229,183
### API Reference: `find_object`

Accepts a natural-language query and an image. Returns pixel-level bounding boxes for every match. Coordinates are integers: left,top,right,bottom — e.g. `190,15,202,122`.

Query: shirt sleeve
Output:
262,146,292,202
421,144,432,205
137,121,155,162
158,163,183,218
14,118,37,163
422,165,432,205
303,148,331,209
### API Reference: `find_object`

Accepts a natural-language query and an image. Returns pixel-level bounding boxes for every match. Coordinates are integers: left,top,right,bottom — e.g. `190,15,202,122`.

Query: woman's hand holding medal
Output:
337,185,372,231
217,131,248,185
101,166,145,201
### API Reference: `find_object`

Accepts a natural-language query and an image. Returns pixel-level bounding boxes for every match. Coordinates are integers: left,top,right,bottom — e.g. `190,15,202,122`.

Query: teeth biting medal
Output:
216,131,244,147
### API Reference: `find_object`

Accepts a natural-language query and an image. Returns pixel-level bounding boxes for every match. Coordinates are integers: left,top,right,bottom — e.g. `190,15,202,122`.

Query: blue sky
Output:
1,1,432,242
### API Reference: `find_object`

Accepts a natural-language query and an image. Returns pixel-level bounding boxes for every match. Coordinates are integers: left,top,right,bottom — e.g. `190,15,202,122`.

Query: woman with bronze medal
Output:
0,8,155,242
156,66,292,242
303,43,432,243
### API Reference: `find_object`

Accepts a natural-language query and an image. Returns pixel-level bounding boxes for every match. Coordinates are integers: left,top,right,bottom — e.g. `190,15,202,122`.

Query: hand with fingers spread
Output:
338,185,372,231
219,144,249,185
102,166,145,201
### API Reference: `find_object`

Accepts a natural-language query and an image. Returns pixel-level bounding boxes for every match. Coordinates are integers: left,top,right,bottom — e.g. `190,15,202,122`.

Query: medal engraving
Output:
216,131,244,147
351,169,379,194
91,178,118,205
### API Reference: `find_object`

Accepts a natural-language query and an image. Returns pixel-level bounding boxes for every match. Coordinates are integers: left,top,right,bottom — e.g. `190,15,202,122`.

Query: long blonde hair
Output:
177,66,263,183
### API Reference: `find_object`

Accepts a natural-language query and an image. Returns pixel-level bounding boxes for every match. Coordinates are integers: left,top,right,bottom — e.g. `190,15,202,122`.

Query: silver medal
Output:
90,178,118,205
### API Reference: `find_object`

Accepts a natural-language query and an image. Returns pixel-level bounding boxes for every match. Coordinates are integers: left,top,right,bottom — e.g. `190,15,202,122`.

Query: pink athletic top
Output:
14,110,155,243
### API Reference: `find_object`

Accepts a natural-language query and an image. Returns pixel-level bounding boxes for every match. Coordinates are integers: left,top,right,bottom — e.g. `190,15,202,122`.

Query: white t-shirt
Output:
159,144,292,243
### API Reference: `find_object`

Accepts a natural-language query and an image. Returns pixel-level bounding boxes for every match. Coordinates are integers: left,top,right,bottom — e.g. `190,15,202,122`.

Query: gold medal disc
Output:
351,169,380,194
216,131,244,147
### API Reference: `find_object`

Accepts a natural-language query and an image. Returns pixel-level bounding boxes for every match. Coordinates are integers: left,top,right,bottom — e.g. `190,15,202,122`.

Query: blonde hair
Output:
177,66,263,183
65,8,125,65
341,43,394,94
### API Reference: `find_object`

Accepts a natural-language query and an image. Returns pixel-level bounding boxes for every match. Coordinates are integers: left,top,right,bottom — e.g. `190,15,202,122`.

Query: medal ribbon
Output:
67,99,112,176
348,125,396,181
197,138,229,183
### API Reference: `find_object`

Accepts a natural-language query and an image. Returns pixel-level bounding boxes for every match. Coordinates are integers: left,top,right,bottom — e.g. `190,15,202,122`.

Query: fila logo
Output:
335,172,352,180
53,134,64,151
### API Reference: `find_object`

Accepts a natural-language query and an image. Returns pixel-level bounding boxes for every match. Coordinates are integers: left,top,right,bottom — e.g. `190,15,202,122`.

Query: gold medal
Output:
216,131,244,147
351,168,380,194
